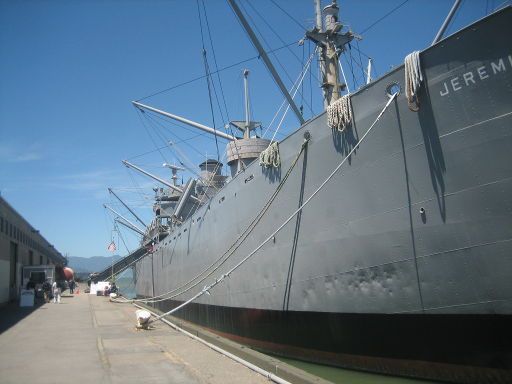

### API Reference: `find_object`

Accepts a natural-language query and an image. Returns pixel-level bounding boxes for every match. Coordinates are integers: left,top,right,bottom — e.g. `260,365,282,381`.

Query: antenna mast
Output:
244,69,251,137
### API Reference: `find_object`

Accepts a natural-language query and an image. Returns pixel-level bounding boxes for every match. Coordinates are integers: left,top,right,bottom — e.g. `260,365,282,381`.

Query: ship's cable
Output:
147,92,398,319
239,1,300,98
269,50,315,143
135,139,310,304
338,56,351,95
245,0,317,113
262,49,316,141
136,41,298,102
345,45,357,90
200,0,244,165
268,0,307,32
114,221,131,257
136,109,171,165
141,112,216,182
350,44,378,78
201,49,221,162
200,0,230,127
359,0,411,35
198,0,222,162
355,40,366,83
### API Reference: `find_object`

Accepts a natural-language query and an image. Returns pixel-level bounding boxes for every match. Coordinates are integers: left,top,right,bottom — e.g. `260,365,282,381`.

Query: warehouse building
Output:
0,196,66,305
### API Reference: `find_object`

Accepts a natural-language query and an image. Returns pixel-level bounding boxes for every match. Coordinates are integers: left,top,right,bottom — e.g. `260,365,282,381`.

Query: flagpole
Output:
107,230,117,282
112,230,115,283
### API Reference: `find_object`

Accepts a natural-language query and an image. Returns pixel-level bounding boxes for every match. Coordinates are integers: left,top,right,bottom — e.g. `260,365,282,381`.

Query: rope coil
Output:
259,141,281,168
327,94,352,132
404,51,423,111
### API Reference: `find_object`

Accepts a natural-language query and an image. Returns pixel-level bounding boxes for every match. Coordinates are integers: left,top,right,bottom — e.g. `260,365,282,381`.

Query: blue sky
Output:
0,0,499,258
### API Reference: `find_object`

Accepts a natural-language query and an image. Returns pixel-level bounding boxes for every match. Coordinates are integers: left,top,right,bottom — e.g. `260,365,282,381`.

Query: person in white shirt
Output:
52,281,61,304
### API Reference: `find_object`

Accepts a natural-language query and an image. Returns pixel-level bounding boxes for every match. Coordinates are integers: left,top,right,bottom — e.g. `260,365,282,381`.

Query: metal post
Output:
104,204,145,235
315,0,323,33
173,179,196,221
108,188,146,227
432,0,462,45
115,219,148,238
133,101,236,141
243,69,250,139
366,58,372,84
314,0,327,107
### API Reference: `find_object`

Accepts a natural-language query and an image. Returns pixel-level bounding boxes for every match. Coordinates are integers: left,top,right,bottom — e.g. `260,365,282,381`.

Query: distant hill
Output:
68,255,123,274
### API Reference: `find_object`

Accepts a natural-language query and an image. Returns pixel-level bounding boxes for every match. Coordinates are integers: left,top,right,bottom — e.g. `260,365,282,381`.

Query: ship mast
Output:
229,69,261,139
162,163,184,186
307,0,354,108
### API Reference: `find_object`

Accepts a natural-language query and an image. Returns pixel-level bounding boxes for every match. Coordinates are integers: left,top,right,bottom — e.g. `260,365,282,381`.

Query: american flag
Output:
107,241,116,252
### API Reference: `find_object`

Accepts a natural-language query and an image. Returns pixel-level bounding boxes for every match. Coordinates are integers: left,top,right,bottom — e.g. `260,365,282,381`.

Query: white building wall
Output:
0,196,65,305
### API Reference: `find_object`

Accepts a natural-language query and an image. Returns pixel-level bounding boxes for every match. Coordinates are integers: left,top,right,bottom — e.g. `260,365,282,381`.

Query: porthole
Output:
386,82,401,97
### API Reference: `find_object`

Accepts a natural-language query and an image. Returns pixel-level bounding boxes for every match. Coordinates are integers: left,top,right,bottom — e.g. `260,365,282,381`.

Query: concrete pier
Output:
0,287,325,384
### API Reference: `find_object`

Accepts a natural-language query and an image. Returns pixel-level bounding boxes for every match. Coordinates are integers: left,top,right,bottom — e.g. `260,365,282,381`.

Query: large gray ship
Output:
115,2,512,383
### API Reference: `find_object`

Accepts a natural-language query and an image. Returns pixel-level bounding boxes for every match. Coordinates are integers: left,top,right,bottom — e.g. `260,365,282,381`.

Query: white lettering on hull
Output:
463,72,475,86
439,54,512,97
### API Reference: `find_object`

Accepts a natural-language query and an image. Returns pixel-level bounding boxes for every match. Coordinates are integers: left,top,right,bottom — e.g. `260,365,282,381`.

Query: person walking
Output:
69,279,75,294
52,281,61,304
42,278,52,303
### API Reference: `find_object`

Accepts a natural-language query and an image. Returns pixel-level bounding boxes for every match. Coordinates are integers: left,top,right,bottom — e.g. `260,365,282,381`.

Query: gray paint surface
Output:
135,8,512,318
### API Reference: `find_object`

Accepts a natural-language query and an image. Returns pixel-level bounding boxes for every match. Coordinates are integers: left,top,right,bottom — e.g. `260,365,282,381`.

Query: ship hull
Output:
135,7,512,383
151,300,511,383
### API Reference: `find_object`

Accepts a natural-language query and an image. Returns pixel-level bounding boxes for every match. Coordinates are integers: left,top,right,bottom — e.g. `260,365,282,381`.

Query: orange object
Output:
63,267,74,281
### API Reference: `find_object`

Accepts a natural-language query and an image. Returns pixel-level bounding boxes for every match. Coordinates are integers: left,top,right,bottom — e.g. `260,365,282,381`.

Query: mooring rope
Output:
146,92,398,324
112,139,309,305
